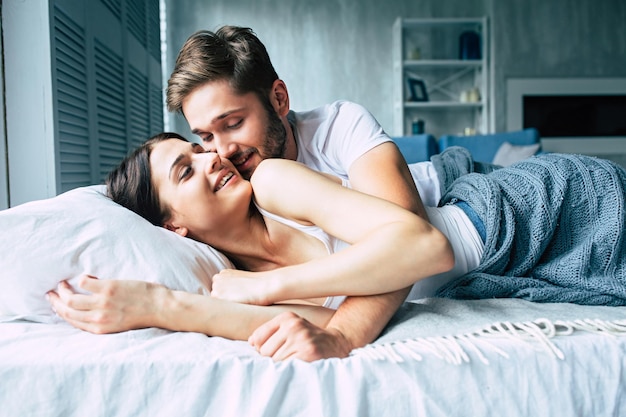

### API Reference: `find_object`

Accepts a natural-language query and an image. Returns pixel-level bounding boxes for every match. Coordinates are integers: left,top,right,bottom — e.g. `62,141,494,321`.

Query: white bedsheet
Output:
2,298,625,417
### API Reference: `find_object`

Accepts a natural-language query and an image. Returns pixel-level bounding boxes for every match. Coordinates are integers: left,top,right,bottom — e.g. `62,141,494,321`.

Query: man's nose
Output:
205,136,237,159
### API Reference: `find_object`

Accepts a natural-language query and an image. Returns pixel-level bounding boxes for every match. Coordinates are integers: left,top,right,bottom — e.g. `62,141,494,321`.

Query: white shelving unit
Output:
392,17,490,138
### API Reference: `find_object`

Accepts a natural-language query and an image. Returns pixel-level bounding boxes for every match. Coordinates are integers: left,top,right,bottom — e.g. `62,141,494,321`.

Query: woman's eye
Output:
179,166,192,181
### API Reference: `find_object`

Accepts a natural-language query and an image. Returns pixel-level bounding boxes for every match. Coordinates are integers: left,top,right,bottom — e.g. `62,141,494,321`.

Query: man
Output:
166,26,431,361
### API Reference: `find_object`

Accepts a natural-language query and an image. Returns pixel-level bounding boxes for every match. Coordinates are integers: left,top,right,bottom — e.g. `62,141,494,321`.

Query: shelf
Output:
400,17,485,27
392,16,490,138
404,101,483,109
403,59,483,68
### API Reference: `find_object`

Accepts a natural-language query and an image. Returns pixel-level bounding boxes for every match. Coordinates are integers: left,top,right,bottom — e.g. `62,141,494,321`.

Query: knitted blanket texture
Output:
431,147,626,306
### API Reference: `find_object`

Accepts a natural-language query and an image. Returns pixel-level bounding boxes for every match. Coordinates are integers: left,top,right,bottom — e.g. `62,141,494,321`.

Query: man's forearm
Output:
324,287,411,350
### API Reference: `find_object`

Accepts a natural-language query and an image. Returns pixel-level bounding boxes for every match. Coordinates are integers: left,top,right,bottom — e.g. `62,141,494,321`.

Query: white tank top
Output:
253,183,485,309
254,202,349,309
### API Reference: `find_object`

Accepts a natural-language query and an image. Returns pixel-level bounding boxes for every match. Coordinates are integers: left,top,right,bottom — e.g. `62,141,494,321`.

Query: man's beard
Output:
260,106,288,159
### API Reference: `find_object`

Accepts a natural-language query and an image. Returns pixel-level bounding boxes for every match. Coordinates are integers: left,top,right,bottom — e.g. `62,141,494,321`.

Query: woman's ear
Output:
270,79,290,117
163,221,188,237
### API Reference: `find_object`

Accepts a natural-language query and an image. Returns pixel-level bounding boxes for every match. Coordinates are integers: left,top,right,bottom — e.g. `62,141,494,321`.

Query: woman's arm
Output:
47,275,334,341
212,144,437,356
211,157,454,304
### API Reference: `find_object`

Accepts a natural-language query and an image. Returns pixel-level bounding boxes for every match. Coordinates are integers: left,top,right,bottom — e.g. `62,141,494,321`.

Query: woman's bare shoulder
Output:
252,159,314,188
251,159,340,218
252,159,341,187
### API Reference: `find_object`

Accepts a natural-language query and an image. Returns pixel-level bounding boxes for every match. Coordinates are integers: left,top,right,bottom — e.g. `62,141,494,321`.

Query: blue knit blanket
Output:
431,147,626,306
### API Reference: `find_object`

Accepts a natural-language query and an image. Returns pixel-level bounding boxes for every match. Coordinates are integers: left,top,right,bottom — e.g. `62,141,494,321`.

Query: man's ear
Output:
270,79,290,117
163,221,188,237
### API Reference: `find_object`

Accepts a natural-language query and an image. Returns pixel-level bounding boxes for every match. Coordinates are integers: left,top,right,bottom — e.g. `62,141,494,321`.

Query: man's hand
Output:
249,312,352,362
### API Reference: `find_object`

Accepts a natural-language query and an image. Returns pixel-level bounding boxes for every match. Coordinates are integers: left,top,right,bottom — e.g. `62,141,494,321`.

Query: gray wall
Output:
164,0,486,138
491,0,626,132
165,0,626,138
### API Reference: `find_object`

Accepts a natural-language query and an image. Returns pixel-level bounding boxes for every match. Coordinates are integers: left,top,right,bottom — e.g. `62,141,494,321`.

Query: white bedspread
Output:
2,298,625,416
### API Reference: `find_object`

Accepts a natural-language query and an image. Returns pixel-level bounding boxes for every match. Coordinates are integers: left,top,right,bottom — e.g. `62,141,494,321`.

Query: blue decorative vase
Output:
459,31,481,60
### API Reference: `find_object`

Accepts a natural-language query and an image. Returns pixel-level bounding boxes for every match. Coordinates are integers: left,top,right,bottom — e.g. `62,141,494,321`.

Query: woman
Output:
47,131,458,347
49,132,626,344
107,132,456,303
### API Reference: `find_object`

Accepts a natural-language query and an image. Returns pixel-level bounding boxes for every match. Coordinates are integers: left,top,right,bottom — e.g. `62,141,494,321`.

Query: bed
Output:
1,185,625,416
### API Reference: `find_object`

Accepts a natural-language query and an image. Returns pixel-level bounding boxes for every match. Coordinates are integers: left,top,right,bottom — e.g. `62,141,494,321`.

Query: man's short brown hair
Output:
166,26,279,115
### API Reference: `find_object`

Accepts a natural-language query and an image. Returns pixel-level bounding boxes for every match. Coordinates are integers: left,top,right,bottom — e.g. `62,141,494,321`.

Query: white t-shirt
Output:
289,100,441,207
291,101,388,179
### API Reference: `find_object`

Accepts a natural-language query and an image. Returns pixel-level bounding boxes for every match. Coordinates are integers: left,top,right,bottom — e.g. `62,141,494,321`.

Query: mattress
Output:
2,297,625,417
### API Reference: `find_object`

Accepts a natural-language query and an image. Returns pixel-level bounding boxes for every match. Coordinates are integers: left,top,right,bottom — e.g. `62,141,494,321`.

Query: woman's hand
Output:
47,274,166,334
211,269,278,306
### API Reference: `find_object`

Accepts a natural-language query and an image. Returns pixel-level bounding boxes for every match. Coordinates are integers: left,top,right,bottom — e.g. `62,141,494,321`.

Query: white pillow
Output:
0,185,233,323
492,141,540,166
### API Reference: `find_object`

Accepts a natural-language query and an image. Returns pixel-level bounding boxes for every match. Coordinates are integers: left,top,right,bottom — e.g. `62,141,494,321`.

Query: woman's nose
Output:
197,151,222,174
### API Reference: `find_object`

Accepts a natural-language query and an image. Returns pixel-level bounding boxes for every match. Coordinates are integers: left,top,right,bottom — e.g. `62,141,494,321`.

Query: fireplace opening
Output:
523,95,626,138
507,79,626,162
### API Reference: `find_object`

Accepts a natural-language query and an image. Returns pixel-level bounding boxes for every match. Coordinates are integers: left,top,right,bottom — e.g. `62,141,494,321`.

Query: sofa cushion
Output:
438,128,540,163
493,142,541,166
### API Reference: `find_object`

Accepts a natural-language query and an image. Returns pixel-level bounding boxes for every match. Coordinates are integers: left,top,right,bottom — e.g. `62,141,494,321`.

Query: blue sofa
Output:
391,128,541,164
391,134,439,164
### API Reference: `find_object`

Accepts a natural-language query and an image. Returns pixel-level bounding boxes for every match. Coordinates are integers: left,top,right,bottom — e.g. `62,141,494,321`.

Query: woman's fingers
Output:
47,275,118,333
76,274,103,292
47,289,96,329
212,271,276,305
53,280,96,310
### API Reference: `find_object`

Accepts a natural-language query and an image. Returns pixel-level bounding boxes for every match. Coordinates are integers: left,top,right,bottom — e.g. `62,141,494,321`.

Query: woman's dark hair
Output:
106,132,189,226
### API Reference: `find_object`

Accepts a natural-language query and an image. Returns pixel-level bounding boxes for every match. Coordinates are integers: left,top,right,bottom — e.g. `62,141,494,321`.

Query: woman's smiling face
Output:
149,138,252,242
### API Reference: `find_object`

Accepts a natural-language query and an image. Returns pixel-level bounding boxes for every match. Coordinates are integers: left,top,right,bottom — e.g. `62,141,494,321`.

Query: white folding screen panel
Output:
3,1,56,207
53,3,94,192
0,16,7,210
3,0,163,207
